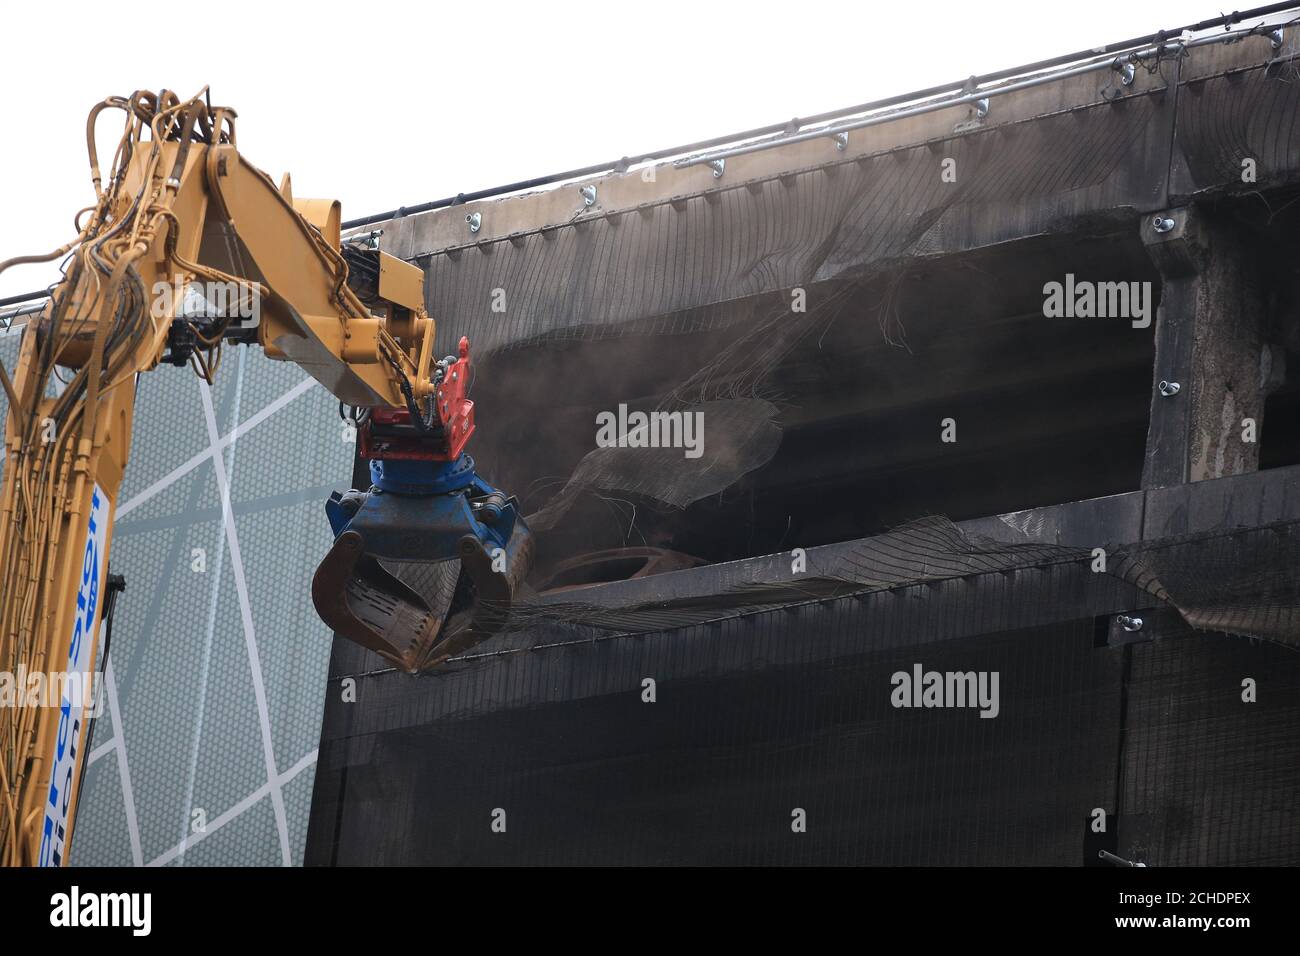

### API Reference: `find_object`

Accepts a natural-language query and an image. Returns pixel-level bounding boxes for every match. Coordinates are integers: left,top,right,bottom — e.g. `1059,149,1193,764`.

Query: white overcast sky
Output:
0,0,1241,298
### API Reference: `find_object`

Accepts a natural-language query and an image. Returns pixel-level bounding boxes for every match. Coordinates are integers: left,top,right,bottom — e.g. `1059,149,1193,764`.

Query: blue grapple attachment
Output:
312,340,533,672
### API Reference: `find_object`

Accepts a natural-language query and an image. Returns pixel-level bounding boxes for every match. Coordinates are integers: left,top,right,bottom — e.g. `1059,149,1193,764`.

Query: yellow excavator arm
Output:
0,89,515,867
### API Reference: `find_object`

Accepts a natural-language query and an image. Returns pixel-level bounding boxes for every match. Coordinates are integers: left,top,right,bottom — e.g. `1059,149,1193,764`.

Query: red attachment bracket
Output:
358,336,476,462
435,336,476,459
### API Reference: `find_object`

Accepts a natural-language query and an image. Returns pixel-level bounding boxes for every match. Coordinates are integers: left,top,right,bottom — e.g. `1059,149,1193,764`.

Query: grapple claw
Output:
312,454,532,672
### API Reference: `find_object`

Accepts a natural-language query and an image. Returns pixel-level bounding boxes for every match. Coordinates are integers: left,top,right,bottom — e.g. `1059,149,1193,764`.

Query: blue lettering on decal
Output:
81,536,94,585
40,486,108,866
39,817,53,866
60,765,73,817
84,557,99,628
66,618,82,685
55,697,70,762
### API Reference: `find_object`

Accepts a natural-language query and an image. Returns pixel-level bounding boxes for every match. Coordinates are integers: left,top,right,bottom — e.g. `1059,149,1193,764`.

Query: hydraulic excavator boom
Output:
0,89,530,867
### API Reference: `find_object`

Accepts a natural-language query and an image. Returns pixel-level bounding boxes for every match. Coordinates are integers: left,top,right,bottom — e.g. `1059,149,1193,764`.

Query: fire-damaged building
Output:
303,11,1300,866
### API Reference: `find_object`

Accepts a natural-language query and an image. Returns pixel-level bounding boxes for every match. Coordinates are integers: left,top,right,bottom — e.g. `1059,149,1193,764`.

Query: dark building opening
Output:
1262,346,1300,470
469,232,1158,580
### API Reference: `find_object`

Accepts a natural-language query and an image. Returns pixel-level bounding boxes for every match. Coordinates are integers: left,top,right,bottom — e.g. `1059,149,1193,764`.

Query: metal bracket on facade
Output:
1107,612,1154,647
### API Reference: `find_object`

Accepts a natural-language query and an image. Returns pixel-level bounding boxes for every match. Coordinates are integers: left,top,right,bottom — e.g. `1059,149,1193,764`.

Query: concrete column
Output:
1140,206,1272,489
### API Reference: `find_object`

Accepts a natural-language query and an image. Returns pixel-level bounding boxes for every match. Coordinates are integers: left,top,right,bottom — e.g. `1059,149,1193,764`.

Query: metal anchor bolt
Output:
466,212,482,233
580,185,597,207
1116,615,1144,633
1158,380,1180,397
1152,216,1176,234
